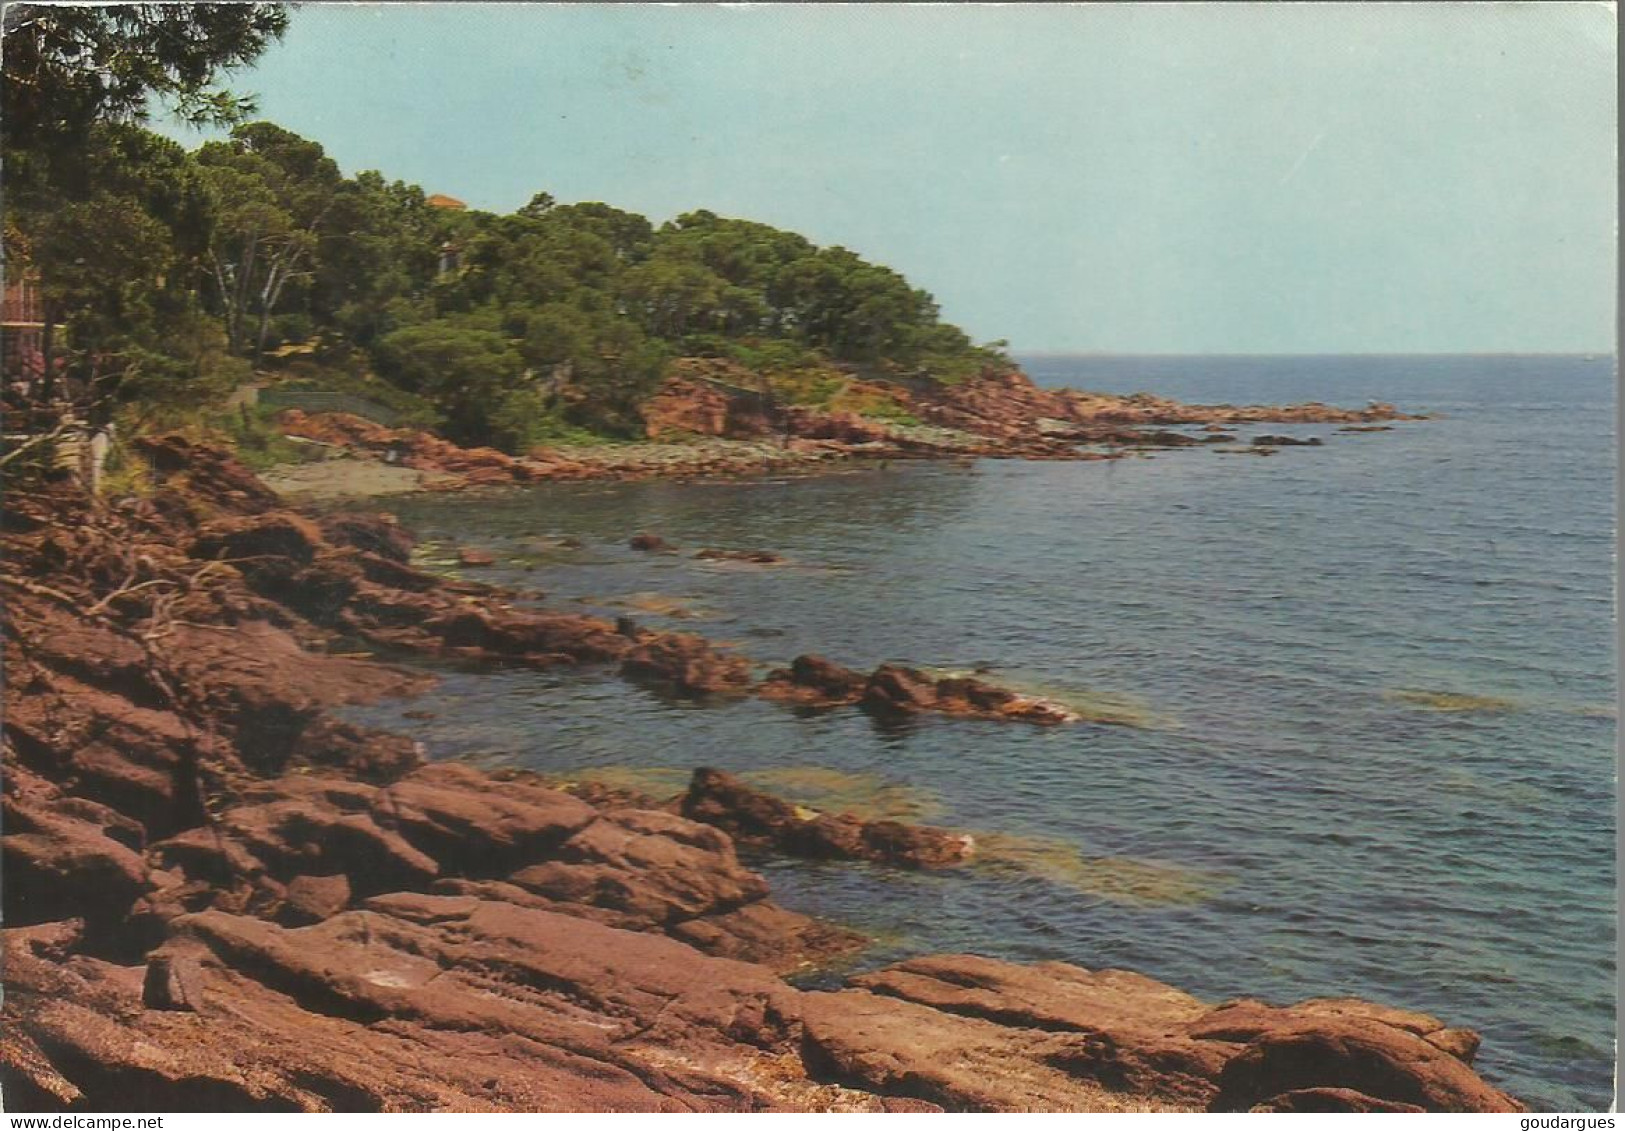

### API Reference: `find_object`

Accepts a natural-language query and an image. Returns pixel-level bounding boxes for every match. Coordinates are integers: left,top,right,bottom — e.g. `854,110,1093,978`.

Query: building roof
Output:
426,194,467,211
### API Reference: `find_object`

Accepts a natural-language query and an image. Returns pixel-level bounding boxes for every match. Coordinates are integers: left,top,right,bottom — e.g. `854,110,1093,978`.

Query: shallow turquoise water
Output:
347,355,1616,1110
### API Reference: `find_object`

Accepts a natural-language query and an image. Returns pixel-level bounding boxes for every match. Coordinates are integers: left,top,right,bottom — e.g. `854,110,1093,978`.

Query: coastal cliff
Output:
1,435,1519,1114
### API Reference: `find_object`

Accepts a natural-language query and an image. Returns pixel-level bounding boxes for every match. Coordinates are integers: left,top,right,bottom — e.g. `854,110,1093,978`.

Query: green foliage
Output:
2,3,289,152
3,3,285,438
216,401,311,471
373,321,527,447
195,122,344,361
487,388,614,452
3,1,1002,457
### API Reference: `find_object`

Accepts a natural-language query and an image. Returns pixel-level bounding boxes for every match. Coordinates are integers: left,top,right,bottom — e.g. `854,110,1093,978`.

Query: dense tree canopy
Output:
3,4,1008,452
3,3,288,418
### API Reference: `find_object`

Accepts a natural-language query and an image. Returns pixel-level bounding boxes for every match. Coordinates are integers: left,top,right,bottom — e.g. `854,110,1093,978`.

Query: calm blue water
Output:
348,354,1616,1111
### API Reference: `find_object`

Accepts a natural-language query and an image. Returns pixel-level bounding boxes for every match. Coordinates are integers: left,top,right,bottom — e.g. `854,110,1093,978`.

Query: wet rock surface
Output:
761,654,1076,725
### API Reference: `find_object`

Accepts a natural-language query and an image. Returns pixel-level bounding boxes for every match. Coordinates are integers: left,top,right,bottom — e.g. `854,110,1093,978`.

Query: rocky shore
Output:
2,417,1518,1113
264,366,1419,496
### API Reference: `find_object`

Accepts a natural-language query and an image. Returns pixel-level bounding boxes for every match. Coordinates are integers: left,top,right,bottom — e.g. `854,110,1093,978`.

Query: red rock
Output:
763,659,1073,726
681,767,801,840
455,547,495,567
847,955,1226,1107
318,512,415,563
666,901,865,974
275,410,550,488
141,950,208,1011
376,762,599,876
681,769,972,870
1249,1087,1425,1113
3,435,1515,1115
759,654,867,705
935,675,1018,712
620,633,753,697
153,783,440,902
1,809,150,932
134,434,281,514
510,808,769,926
856,820,975,869
194,512,323,567
1210,1017,1521,1113
783,408,897,446
1426,1028,1482,1063
279,874,352,926
629,533,677,552
1190,996,1451,1043
643,363,779,440
861,664,940,712
800,988,1191,1112
5,899,807,1111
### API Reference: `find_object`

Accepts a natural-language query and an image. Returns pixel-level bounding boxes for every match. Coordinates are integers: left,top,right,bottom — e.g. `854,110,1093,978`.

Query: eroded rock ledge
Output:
2,447,1513,1114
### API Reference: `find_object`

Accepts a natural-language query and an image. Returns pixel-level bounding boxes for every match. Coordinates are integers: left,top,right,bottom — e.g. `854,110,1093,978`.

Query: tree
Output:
372,321,526,447
7,124,214,414
621,251,727,338
310,173,445,348
196,123,343,363
2,4,288,153
2,3,288,415
521,303,666,437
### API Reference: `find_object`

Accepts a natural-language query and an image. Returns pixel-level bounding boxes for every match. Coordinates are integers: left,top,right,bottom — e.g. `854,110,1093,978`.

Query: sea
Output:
345,354,1617,1111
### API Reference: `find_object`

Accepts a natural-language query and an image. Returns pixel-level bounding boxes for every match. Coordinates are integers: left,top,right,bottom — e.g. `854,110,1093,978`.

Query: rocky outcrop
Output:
2,445,1514,1114
905,368,1417,442
797,955,1519,1113
759,654,868,704
318,511,415,563
264,365,1418,496
621,632,755,698
643,361,780,440
680,768,974,869
761,655,1075,725
134,434,282,514
3,898,827,1112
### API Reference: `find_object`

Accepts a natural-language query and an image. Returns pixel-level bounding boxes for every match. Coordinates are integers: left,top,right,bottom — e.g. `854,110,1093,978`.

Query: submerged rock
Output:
1389,689,1515,713
1251,434,1324,447
694,548,787,564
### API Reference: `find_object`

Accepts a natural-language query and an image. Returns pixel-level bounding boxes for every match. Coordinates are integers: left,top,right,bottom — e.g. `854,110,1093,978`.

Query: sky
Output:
160,3,1618,355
